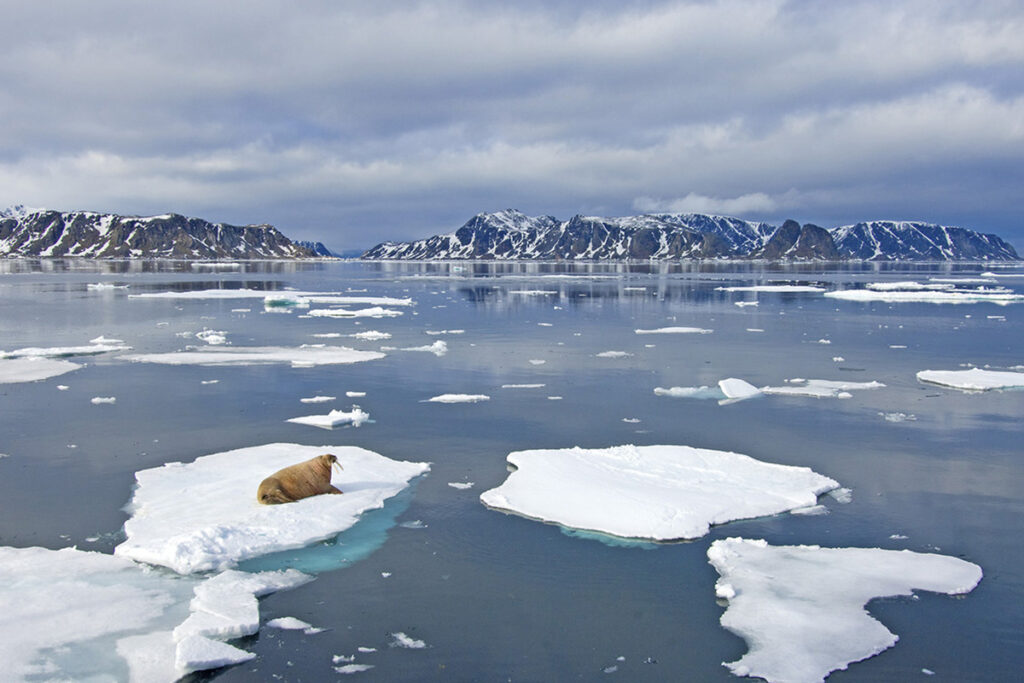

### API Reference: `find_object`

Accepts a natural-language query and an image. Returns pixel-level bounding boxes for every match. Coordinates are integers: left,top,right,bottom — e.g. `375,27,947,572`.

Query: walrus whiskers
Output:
257,453,344,505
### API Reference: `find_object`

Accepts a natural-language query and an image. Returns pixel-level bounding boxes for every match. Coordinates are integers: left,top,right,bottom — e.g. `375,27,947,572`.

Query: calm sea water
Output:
1,259,1021,682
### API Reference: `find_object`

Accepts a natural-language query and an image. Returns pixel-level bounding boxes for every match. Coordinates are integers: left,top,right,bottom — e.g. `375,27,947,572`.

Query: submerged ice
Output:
480,445,838,541
708,538,982,683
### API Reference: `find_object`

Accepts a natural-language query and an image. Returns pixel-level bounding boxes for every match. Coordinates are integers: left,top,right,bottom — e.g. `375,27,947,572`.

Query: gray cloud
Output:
1,0,1022,250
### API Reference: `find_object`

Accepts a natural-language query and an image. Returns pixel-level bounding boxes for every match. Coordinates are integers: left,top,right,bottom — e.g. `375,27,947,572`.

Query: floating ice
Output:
91,396,117,405
400,340,448,356
126,345,385,367
707,537,982,683
425,329,464,335
196,329,228,345
824,288,1024,305
130,290,412,307
480,445,838,541
448,482,474,490
114,443,429,574
718,378,762,401
865,281,954,291
90,335,125,344
528,359,546,365
390,632,427,649
87,282,128,290
426,394,490,403
635,326,713,335
508,289,557,295
734,301,759,307
653,386,721,399
336,663,376,674
916,368,1024,391
502,383,546,389
301,395,336,403
265,616,321,634
596,351,633,358
1,341,131,358
308,306,404,318
349,330,391,340
287,407,370,429
715,285,825,293
346,391,366,397
762,379,885,399
0,357,82,384
880,412,917,422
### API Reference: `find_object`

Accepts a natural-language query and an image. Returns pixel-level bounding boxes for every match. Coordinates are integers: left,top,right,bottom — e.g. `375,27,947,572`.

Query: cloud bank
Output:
1,1,1022,249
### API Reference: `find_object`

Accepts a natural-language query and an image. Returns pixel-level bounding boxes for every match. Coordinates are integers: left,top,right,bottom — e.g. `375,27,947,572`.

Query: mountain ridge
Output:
0,206,317,259
363,209,1019,261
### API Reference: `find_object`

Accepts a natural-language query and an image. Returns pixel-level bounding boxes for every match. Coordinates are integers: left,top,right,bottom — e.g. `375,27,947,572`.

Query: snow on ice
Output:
287,407,370,429
480,445,838,541
426,394,490,403
707,537,982,683
0,357,82,384
126,345,385,367
635,326,713,335
916,368,1024,391
114,443,429,574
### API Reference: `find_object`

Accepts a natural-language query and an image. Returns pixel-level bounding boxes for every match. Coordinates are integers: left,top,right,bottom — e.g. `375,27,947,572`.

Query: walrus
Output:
257,453,344,504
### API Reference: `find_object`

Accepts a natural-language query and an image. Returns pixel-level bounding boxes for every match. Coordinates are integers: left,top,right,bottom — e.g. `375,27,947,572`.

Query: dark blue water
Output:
1,259,1021,681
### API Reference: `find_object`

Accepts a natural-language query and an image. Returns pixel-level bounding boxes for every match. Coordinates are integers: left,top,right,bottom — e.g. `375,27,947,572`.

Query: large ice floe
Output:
655,378,885,403
480,445,838,541
708,537,983,683
115,443,430,574
0,545,312,681
126,344,385,367
0,357,82,383
824,283,1024,305
916,367,1024,391
307,306,405,318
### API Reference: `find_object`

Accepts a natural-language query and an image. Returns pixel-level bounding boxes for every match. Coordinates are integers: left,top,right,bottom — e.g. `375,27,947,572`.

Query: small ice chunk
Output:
89,335,125,344
596,351,633,358
734,301,759,308
480,444,838,541
828,488,853,504
448,482,474,490
201,379,219,385
790,505,829,516
547,396,563,400
350,330,392,341
425,329,464,335
57,384,70,390
528,359,546,365
265,617,314,631
653,386,720,399
716,285,825,293
718,378,762,400
635,326,712,335
832,356,845,362
90,396,116,405
746,328,764,333
880,412,917,423
501,383,546,389
346,391,366,397
287,407,370,429
427,394,490,403
401,340,447,356
336,664,376,674
358,647,377,653
196,329,228,345
815,338,831,345
916,368,1024,391
622,418,641,423
390,632,427,649
301,395,336,403
707,537,982,683
308,306,404,318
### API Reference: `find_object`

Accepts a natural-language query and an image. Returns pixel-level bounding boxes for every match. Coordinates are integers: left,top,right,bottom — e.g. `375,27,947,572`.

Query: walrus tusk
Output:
257,453,344,505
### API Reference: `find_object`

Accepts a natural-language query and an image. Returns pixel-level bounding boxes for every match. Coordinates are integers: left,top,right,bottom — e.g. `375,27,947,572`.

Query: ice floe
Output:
307,306,404,318
114,443,429,574
126,345,385,367
502,383,546,389
349,330,392,340
426,394,490,403
596,350,633,358
390,632,427,649
0,357,82,384
399,340,447,356
91,396,117,405
480,445,838,541
425,329,464,335
707,537,982,683
287,407,370,429
916,368,1024,391
195,329,228,345
719,378,762,401
301,395,336,403
762,379,885,399
652,386,721,399
825,287,1024,305
265,616,322,634
635,326,713,335
715,285,826,293
0,546,312,681
1,341,131,358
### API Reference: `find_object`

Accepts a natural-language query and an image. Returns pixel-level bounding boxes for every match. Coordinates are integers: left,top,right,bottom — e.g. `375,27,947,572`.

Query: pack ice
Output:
479,445,838,541
115,443,430,574
708,537,983,683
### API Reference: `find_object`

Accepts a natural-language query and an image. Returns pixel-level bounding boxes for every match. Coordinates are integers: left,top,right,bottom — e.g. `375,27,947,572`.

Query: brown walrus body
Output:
257,453,343,504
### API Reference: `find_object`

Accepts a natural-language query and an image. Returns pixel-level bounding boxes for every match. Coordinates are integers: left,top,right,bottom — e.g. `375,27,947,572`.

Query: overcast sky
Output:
1,0,1022,250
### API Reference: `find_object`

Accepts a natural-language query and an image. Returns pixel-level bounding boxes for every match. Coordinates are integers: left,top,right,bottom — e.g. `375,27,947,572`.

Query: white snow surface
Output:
719,378,762,400
114,443,429,574
307,306,404,318
480,445,838,541
824,288,1024,305
635,326,713,334
707,537,982,683
0,546,312,681
762,379,885,398
287,407,370,429
916,368,1024,391
126,345,385,367
427,393,490,403
0,357,82,383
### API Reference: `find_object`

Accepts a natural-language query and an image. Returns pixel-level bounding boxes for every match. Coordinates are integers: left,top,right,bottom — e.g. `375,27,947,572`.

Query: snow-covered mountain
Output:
363,209,1019,261
0,206,316,259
